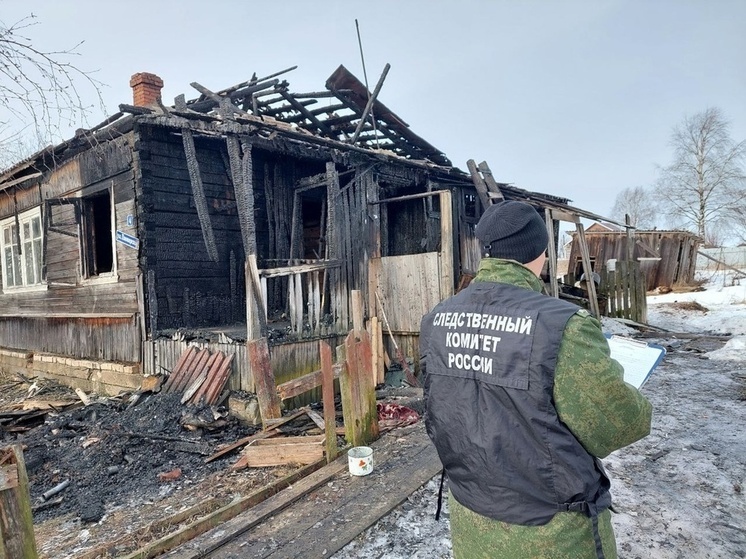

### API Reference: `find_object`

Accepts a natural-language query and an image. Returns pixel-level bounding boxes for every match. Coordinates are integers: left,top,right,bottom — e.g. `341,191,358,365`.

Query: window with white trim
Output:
1,208,44,290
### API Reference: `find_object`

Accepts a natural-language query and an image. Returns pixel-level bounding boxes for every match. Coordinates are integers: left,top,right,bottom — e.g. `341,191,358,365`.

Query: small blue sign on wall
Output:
127,214,134,226
116,230,139,250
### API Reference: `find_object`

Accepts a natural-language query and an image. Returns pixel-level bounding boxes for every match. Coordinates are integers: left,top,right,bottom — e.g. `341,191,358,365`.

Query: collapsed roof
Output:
1,63,631,226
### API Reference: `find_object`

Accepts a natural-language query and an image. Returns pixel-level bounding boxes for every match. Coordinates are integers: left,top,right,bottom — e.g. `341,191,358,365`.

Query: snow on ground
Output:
333,269,746,559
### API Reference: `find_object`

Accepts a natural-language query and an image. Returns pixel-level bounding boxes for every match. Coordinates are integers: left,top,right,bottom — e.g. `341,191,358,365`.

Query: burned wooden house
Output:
1,65,594,398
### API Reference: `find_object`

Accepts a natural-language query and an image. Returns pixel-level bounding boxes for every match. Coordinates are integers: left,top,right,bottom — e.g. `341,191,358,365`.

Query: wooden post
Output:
248,338,281,422
319,342,339,463
438,190,454,300
351,290,365,332
349,63,391,144
545,209,559,298
466,159,492,211
340,331,379,447
575,222,600,318
178,120,218,262
0,445,38,559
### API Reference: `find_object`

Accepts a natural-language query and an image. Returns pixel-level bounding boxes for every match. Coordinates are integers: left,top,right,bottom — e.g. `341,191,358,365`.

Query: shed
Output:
567,229,701,291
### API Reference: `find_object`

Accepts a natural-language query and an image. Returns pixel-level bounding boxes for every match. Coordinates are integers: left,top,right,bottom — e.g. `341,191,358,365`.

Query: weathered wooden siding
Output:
0,136,140,361
370,253,441,333
0,316,138,362
568,231,700,291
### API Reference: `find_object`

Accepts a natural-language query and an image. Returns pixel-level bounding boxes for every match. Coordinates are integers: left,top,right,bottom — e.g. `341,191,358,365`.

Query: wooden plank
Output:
287,273,297,333
466,159,492,211
340,331,379,447
200,353,235,406
276,368,322,401
311,271,321,335
351,289,364,332
375,316,385,384
204,409,309,464
171,349,211,395
369,316,382,386
77,498,225,559
341,187,352,328
245,255,267,341
123,459,339,559
370,254,440,332
575,223,600,318
248,338,281,421
305,410,326,431
477,161,505,200
545,209,559,298
201,425,442,559
293,272,303,335
320,341,340,463
439,190,454,299
241,435,324,468
180,127,218,262
259,260,340,277
0,445,38,559
349,63,391,144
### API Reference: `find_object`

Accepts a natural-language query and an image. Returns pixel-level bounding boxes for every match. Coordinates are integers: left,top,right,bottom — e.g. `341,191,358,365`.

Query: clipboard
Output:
604,334,666,389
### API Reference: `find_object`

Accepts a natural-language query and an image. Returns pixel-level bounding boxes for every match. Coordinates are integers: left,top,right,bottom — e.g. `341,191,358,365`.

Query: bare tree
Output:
722,205,746,245
655,107,746,242
0,13,104,163
610,185,658,229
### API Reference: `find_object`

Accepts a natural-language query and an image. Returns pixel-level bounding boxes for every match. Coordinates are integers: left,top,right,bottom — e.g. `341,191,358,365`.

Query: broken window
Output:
81,191,114,278
0,208,43,290
464,192,480,223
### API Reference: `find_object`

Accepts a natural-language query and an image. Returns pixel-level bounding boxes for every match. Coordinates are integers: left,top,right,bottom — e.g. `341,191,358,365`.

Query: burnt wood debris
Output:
0,62,683,557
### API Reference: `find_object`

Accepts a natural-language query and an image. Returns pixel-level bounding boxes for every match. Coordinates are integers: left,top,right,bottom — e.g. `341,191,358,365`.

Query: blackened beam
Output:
214,66,297,97
226,134,251,252
330,91,425,160
119,104,155,115
142,113,456,174
319,112,359,127
282,104,347,123
181,123,219,261
241,141,258,256
477,161,505,201
259,99,317,117
296,172,327,189
293,90,352,99
74,112,124,137
369,190,449,205
187,80,279,113
467,159,492,210
276,88,335,136
350,63,391,144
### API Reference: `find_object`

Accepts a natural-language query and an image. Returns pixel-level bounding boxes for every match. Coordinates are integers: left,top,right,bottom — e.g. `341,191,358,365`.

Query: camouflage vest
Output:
422,281,612,525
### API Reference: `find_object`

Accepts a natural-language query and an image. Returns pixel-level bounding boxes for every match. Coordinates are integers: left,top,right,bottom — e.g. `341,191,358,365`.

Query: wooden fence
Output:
599,260,647,323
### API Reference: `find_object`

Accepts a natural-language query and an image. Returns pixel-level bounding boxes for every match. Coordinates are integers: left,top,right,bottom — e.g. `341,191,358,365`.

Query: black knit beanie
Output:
474,201,548,263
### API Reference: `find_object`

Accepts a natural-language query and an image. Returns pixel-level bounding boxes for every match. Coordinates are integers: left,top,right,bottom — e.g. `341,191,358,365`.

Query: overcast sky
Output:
2,0,745,220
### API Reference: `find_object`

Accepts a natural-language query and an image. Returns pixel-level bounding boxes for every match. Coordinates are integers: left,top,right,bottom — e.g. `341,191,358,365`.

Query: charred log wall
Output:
135,124,246,331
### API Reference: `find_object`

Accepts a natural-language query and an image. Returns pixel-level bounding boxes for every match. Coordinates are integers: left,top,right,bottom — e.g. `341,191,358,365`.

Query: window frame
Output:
78,185,118,284
1,207,46,292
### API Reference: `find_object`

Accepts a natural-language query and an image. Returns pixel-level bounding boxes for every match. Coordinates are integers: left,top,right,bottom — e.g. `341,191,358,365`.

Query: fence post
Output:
0,445,38,559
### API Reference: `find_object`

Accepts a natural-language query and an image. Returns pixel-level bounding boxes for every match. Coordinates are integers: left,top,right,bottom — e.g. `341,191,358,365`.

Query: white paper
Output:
606,335,665,389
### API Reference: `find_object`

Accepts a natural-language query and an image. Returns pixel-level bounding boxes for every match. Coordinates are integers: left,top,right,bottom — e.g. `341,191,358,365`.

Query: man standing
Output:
420,200,652,559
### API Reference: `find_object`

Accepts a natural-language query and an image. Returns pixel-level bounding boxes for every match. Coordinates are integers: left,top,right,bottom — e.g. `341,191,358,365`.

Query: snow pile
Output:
706,336,746,360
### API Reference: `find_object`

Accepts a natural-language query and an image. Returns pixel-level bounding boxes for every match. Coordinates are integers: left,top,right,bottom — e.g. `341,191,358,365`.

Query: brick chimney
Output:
129,72,164,107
